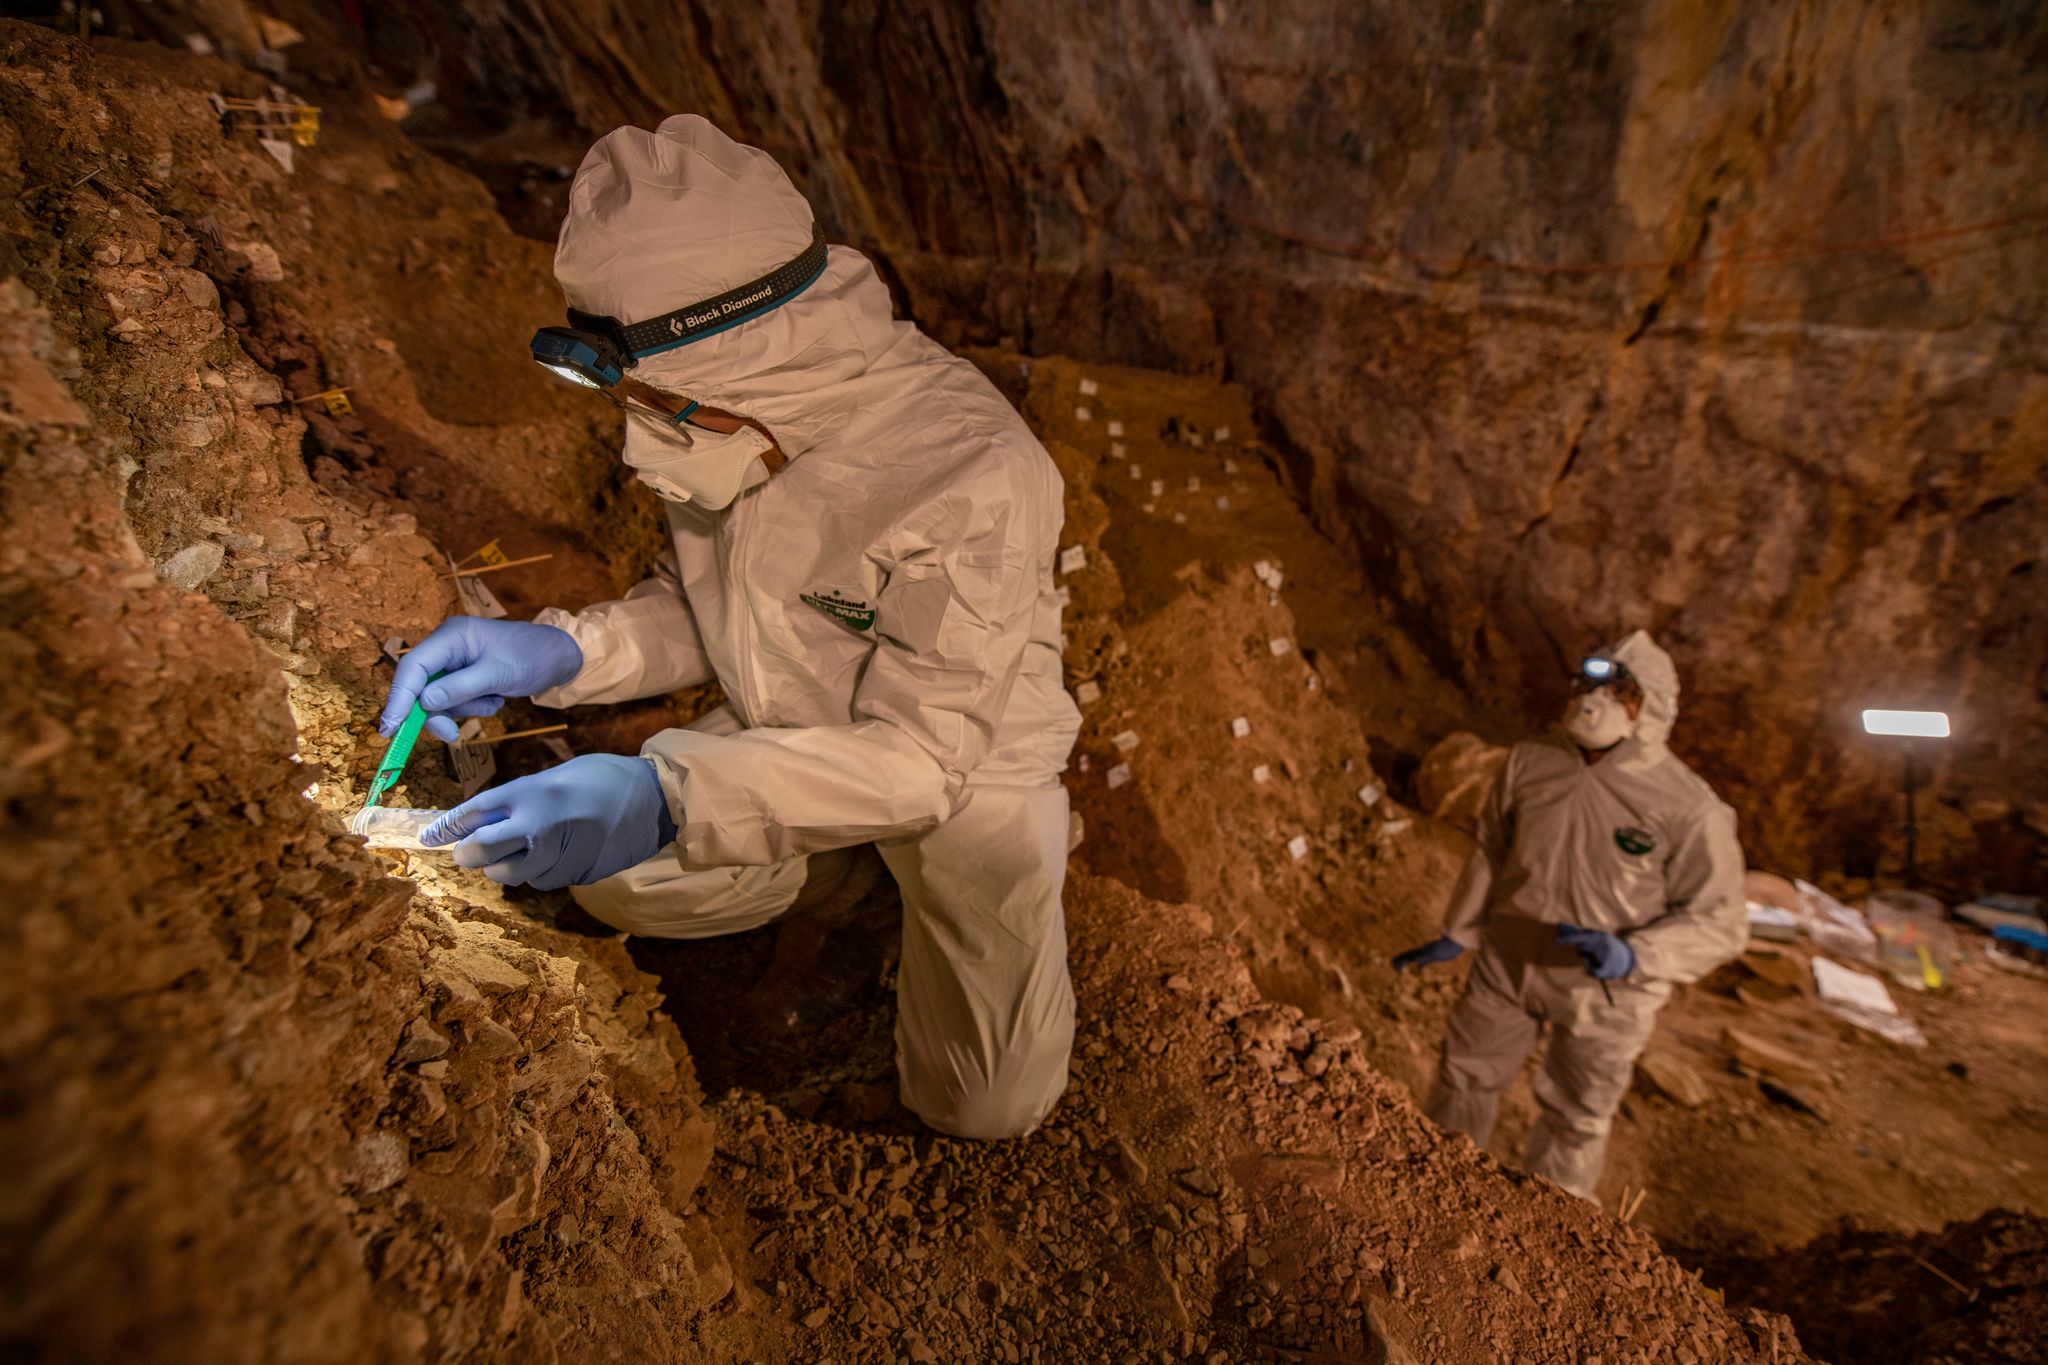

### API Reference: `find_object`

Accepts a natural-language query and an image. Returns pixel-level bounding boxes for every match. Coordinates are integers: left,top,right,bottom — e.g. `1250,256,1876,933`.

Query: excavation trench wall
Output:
0,30,724,1361
350,0,2048,894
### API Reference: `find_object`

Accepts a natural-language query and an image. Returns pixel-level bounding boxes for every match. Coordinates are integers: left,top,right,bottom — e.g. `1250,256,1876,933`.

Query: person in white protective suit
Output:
1391,631,1746,1199
376,115,1081,1140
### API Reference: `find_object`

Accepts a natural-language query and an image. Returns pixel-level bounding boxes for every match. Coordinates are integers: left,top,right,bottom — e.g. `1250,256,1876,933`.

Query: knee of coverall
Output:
569,851,810,939
911,1048,1071,1141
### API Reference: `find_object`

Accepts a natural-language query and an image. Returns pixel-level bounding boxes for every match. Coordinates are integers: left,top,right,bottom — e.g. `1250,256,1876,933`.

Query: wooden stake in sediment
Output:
470,724,570,746
446,553,553,579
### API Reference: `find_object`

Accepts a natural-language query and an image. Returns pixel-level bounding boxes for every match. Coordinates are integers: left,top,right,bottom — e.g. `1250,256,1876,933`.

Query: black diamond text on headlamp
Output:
560,225,829,371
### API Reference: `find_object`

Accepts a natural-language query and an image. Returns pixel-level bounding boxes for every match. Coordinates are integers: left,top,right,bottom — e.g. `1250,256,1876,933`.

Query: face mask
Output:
621,408,774,510
1564,688,1637,750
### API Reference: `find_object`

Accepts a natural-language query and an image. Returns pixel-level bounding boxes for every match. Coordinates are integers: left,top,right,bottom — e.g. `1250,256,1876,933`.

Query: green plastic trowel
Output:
364,670,444,809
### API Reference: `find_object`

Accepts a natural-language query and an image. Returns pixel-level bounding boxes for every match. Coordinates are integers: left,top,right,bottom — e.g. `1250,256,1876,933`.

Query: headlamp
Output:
527,224,829,390
529,326,627,389
1573,655,1635,694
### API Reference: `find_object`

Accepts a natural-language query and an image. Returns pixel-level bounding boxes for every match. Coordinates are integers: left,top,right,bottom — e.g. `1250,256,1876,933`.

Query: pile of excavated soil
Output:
0,20,1879,1363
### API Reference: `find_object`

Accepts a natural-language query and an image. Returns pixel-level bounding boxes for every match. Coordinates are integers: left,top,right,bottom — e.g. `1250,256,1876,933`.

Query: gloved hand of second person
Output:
1392,937,1466,972
379,616,584,742
1556,924,1636,981
420,754,679,890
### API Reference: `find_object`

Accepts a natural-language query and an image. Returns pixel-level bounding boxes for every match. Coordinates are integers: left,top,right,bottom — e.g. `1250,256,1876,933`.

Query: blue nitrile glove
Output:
420,754,678,890
1556,924,1636,981
1392,937,1466,972
379,616,584,742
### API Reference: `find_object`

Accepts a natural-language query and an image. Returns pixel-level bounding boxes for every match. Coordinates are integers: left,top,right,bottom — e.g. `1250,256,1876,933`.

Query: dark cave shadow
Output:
547,872,923,1138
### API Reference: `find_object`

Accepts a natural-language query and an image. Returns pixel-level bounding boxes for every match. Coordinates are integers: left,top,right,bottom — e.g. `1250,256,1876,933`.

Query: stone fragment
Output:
1634,1049,1711,1107
1416,732,1510,833
159,542,224,590
1720,1026,1828,1087
345,1130,408,1194
393,1018,450,1065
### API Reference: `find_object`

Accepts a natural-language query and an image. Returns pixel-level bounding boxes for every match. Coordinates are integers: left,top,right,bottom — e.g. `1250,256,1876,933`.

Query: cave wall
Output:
0,29,726,1360
345,0,2048,891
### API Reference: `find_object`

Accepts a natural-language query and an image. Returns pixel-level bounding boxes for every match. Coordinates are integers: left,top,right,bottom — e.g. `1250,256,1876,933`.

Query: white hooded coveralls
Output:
529,117,1081,1140
1425,632,1745,1198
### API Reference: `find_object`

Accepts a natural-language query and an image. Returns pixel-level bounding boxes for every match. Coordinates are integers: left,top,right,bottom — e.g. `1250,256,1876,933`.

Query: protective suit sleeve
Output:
1441,748,1517,948
529,579,715,708
644,457,1049,868
1623,800,1747,983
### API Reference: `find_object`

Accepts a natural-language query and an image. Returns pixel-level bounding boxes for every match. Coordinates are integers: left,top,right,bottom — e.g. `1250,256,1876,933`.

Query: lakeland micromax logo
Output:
800,589,875,632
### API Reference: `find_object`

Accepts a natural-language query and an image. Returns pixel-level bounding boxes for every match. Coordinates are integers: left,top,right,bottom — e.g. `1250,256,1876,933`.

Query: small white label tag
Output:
455,574,507,619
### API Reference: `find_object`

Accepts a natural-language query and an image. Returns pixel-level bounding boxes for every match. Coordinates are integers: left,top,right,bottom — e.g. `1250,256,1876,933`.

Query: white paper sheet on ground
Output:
259,138,295,173
1129,463,1142,479
1230,716,1251,738
1106,762,1133,790
1150,479,1165,496
1252,765,1272,784
1813,956,1898,1014
1172,512,1187,524
455,573,508,619
1079,378,1099,396
1074,680,1101,705
1058,545,1087,575
1215,426,1231,441
1112,730,1140,753
1269,638,1292,655
1077,753,1090,772
1142,502,1157,514
1107,421,1125,436
540,736,575,763
1112,441,1127,457
1075,406,1092,421
383,635,409,664
1190,434,1205,448
1286,835,1309,860
1358,783,1383,806
1377,819,1412,837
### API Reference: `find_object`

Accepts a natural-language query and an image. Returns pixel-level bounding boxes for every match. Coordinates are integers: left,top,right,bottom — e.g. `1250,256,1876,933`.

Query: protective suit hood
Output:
1606,629,1679,750
554,115,915,458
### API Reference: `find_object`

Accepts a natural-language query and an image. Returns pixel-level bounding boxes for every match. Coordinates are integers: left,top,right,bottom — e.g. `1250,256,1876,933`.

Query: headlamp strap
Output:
585,226,829,362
